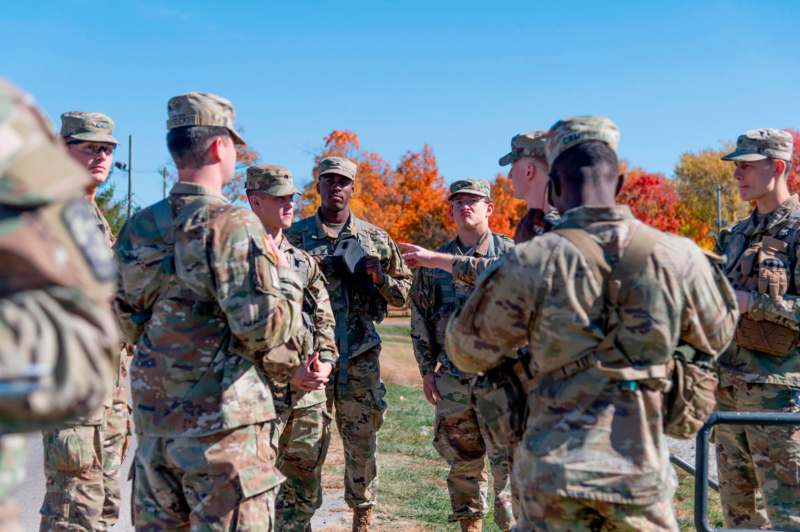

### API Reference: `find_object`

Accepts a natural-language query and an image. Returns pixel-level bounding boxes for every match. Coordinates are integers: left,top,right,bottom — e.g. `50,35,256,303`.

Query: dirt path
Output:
312,319,422,531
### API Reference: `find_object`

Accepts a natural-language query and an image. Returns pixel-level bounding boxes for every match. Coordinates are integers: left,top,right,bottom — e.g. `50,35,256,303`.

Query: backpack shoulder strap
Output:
553,228,611,285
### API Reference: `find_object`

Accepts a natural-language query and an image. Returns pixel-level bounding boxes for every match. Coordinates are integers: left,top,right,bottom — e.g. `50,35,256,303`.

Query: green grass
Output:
377,382,505,531
674,469,725,531
377,323,412,338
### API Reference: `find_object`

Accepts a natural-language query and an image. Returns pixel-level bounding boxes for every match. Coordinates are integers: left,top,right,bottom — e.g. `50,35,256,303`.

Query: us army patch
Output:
62,199,116,282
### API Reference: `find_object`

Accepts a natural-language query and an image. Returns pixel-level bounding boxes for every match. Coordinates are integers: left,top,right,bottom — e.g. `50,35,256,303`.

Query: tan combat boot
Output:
353,506,373,532
460,517,483,532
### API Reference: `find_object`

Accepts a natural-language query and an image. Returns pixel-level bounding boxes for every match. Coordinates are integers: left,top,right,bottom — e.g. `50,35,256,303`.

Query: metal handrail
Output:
694,411,800,532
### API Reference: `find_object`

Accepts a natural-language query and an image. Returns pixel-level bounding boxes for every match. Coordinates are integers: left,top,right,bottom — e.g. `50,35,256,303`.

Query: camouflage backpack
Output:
554,225,719,440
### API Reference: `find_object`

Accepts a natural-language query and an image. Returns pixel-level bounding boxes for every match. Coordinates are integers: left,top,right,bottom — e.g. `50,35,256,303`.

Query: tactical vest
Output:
726,211,800,356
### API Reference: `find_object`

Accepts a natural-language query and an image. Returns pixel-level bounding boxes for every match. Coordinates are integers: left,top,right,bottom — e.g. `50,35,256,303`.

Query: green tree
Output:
95,180,127,237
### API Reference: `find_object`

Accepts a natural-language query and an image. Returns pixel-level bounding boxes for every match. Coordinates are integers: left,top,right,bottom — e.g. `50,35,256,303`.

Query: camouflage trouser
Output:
516,492,678,532
100,398,131,529
0,435,26,532
132,422,282,531
716,383,800,530
273,400,332,531
332,346,387,509
40,424,105,531
433,371,515,530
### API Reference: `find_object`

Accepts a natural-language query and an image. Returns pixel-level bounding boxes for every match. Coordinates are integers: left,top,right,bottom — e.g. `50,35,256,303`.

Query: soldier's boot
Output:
459,517,483,532
352,507,373,532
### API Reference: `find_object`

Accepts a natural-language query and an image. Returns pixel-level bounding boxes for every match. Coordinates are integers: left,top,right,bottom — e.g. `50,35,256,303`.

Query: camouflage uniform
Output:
40,111,133,531
714,129,800,530
245,165,339,531
0,80,118,532
446,116,738,531
286,157,412,511
114,93,304,530
410,179,515,530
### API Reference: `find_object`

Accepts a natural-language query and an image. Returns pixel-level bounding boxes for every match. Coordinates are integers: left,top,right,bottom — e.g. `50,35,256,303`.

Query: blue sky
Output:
4,1,799,208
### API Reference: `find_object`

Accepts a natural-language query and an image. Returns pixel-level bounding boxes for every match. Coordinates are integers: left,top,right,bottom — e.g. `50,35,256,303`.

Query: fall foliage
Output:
296,128,799,252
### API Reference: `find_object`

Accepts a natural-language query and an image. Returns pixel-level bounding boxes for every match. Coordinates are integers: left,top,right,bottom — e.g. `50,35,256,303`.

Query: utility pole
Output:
161,167,168,199
126,134,133,219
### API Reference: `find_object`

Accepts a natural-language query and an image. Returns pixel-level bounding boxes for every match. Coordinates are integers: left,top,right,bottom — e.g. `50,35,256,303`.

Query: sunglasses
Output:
66,141,116,156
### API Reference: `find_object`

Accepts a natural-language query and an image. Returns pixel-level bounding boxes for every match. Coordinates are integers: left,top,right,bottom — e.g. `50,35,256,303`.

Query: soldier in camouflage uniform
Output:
246,164,338,531
410,179,515,532
0,80,118,532
446,116,738,531
39,111,132,531
714,129,800,530
114,92,306,530
286,156,412,531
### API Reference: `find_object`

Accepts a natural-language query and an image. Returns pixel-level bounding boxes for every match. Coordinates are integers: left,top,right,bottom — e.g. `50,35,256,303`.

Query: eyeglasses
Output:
66,141,116,156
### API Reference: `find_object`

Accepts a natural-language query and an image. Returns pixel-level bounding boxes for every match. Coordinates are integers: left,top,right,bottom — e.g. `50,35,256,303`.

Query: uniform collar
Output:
170,182,227,200
314,209,355,239
453,230,492,257
745,194,800,235
555,205,633,229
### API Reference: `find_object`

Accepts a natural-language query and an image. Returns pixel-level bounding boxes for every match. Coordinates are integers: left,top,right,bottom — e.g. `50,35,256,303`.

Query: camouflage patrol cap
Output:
60,112,118,145
318,156,357,181
166,92,246,145
722,129,793,162
448,179,492,201
498,131,548,166
245,164,299,196
545,115,620,167
0,79,92,206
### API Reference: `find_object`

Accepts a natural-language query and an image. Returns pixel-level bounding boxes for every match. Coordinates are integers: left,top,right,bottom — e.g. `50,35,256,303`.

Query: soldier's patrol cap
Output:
722,129,794,162
448,179,492,201
166,92,246,145
545,115,620,167
318,156,357,182
0,79,92,205
498,131,548,166
246,164,299,196
60,112,118,145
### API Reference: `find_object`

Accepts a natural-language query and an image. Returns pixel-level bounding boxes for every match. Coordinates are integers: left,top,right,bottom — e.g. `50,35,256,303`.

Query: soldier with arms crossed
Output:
446,116,738,531
39,111,132,531
410,179,515,532
715,129,800,530
114,92,306,530
286,156,412,531
246,164,338,531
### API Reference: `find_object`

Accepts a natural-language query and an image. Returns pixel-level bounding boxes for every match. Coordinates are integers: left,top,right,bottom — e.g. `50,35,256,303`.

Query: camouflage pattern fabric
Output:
39,425,105,531
714,194,800,529
274,402,332,532
0,80,118,531
132,422,281,530
114,182,304,437
41,200,133,530
517,491,679,531
433,372,515,529
446,206,737,523
272,234,336,530
716,383,800,529
329,347,387,509
410,231,515,528
449,209,560,287
115,180,305,527
286,212,411,508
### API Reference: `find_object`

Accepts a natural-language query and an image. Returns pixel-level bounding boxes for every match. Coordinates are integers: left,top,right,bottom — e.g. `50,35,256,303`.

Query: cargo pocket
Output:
370,382,387,432
240,423,284,499
45,426,99,473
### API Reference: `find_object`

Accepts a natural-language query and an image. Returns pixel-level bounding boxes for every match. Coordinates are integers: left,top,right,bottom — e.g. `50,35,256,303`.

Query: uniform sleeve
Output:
410,268,439,378
446,253,535,374
376,237,412,307
112,220,149,344
679,247,739,355
210,210,304,362
306,256,338,364
451,255,500,287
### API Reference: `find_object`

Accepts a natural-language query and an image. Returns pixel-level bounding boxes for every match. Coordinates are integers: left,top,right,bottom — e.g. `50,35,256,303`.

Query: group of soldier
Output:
0,77,798,532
